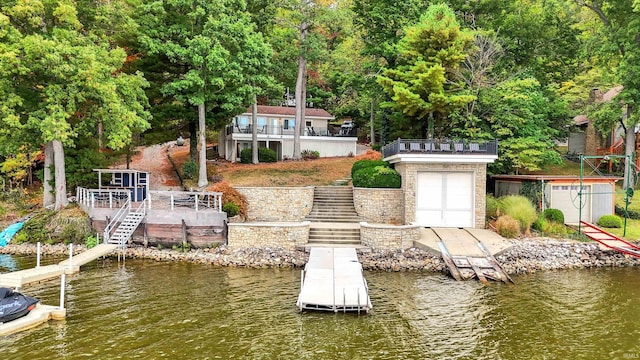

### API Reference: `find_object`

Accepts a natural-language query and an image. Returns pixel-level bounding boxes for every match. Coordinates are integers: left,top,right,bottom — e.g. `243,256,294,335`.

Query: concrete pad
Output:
413,228,442,255
465,228,513,256
433,228,485,257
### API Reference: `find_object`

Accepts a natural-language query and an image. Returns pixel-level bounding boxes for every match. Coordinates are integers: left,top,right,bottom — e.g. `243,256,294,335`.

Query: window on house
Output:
306,121,312,127
284,119,295,129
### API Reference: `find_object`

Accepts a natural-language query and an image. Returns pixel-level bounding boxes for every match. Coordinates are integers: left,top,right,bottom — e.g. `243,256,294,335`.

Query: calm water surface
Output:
1,254,640,359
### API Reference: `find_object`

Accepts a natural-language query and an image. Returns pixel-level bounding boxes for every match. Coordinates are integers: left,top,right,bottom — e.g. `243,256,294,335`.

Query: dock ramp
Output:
297,247,372,313
578,221,640,258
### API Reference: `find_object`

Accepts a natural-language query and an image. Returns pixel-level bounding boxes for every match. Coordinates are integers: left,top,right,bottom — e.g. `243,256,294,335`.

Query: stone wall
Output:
353,188,403,224
360,222,420,250
394,162,487,228
227,222,310,251
236,187,314,222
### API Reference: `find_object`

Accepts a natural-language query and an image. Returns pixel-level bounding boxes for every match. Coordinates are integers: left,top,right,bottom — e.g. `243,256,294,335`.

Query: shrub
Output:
222,202,240,217
208,180,247,218
542,208,565,224
240,147,277,164
597,214,623,228
533,215,571,237
498,195,538,236
301,149,320,160
495,215,520,238
486,195,499,220
85,235,98,249
615,205,640,219
351,160,389,178
355,149,382,161
182,160,198,179
352,166,401,188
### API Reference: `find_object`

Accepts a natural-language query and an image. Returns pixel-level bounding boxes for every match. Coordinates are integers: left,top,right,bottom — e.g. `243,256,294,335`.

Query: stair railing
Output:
103,196,131,244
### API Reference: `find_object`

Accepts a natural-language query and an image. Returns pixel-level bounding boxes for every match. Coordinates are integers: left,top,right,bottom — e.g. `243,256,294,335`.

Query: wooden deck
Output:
297,247,372,313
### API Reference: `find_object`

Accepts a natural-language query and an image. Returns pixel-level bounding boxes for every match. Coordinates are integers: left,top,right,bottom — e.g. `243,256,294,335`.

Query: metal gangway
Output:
578,221,640,258
297,247,372,313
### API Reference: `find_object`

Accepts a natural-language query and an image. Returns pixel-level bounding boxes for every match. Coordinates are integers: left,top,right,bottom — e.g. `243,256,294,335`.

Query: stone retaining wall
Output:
227,222,310,251
360,222,420,250
237,187,314,222
353,188,403,224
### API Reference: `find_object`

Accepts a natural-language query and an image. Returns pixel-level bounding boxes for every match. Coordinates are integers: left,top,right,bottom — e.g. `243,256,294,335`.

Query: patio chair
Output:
410,142,422,152
399,142,409,152
439,143,451,152
454,143,464,152
424,142,435,152
469,143,481,152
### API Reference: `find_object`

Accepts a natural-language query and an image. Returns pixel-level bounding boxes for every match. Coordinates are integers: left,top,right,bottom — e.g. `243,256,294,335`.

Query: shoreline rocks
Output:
1,238,639,275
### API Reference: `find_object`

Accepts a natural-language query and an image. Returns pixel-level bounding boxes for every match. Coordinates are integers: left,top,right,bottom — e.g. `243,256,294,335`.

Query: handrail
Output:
76,188,131,209
382,138,499,157
147,190,223,212
103,198,131,244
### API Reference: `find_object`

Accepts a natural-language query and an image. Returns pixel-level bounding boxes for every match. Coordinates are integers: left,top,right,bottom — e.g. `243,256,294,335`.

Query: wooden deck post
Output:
182,219,188,248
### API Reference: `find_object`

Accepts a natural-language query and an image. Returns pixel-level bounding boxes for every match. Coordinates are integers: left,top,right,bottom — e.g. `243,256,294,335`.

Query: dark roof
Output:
492,174,622,182
241,105,334,119
573,85,624,126
573,114,588,126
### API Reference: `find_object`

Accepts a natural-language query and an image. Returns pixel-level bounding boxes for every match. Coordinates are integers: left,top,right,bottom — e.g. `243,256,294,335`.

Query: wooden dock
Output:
0,244,118,288
297,247,372,313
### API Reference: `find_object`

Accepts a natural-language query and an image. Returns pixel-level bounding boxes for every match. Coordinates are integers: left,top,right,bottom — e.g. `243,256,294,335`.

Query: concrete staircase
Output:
305,186,362,247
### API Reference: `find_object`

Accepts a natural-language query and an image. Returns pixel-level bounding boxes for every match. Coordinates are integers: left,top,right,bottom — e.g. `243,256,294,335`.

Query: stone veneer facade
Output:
236,186,314,222
393,162,487,228
359,222,419,249
227,222,310,251
353,188,403,224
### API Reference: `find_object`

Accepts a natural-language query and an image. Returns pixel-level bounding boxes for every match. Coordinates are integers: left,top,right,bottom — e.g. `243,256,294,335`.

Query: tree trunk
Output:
624,105,635,190
52,140,68,210
370,98,375,146
189,119,197,161
252,94,259,164
197,103,208,188
293,18,308,160
43,141,54,207
98,118,103,152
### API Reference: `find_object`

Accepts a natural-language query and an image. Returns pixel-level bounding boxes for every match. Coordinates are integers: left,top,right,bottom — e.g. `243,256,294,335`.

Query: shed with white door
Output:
383,138,499,228
493,175,622,224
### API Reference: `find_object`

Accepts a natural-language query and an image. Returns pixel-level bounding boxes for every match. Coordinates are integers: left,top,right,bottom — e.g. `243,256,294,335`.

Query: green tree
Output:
377,4,475,138
139,0,273,186
479,78,566,174
0,0,150,209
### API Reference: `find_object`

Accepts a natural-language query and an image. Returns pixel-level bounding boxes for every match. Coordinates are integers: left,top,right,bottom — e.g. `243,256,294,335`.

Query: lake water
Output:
2,254,640,359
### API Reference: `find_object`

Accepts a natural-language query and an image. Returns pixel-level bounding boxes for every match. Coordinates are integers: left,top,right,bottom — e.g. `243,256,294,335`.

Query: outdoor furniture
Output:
454,143,464,152
469,143,481,152
439,143,451,152
410,142,422,152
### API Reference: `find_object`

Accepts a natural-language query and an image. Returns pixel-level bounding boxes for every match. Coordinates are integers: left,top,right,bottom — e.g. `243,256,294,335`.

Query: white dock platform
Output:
0,244,118,288
297,247,372,313
0,304,66,336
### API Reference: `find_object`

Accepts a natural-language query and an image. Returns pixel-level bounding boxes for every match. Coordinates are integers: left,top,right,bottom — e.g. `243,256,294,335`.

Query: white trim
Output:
385,153,497,164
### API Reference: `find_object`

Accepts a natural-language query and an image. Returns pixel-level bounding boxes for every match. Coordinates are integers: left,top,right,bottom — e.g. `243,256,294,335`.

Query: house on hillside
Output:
568,86,625,157
218,105,357,162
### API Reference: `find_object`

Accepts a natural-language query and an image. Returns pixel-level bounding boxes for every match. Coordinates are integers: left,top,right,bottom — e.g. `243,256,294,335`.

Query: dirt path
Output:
112,142,184,191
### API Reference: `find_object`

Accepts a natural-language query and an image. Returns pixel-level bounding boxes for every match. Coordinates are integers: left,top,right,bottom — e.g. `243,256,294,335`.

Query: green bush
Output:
301,149,320,160
240,147,277,164
182,160,198,179
351,160,389,178
222,202,240,217
533,215,571,237
597,214,623,228
486,195,499,220
498,195,538,235
615,205,640,219
85,235,98,249
542,208,565,224
496,215,520,238
352,166,401,188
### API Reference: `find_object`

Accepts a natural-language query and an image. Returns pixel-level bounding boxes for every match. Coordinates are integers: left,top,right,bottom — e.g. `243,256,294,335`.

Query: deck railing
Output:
146,190,223,212
76,188,223,213
225,124,355,137
382,138,499,158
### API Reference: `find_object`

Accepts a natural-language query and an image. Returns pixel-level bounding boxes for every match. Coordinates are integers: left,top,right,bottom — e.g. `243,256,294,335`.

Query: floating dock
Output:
0,244,118,288
0,304,66,336
297,247,372,313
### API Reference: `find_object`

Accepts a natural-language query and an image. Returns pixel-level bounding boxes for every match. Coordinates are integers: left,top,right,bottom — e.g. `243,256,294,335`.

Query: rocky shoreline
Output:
1,238,639,275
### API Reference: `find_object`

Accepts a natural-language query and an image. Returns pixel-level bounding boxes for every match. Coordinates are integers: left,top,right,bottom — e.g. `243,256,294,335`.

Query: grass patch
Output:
615,187,640,213
599,218,640,240
523,158,582,176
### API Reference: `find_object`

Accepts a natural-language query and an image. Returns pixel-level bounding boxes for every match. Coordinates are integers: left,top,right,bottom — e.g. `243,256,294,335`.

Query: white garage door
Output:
551,185,591,224
416,172,474,227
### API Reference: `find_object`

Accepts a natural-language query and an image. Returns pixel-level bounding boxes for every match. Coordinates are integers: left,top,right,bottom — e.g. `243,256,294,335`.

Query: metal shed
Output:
492,175,622,224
